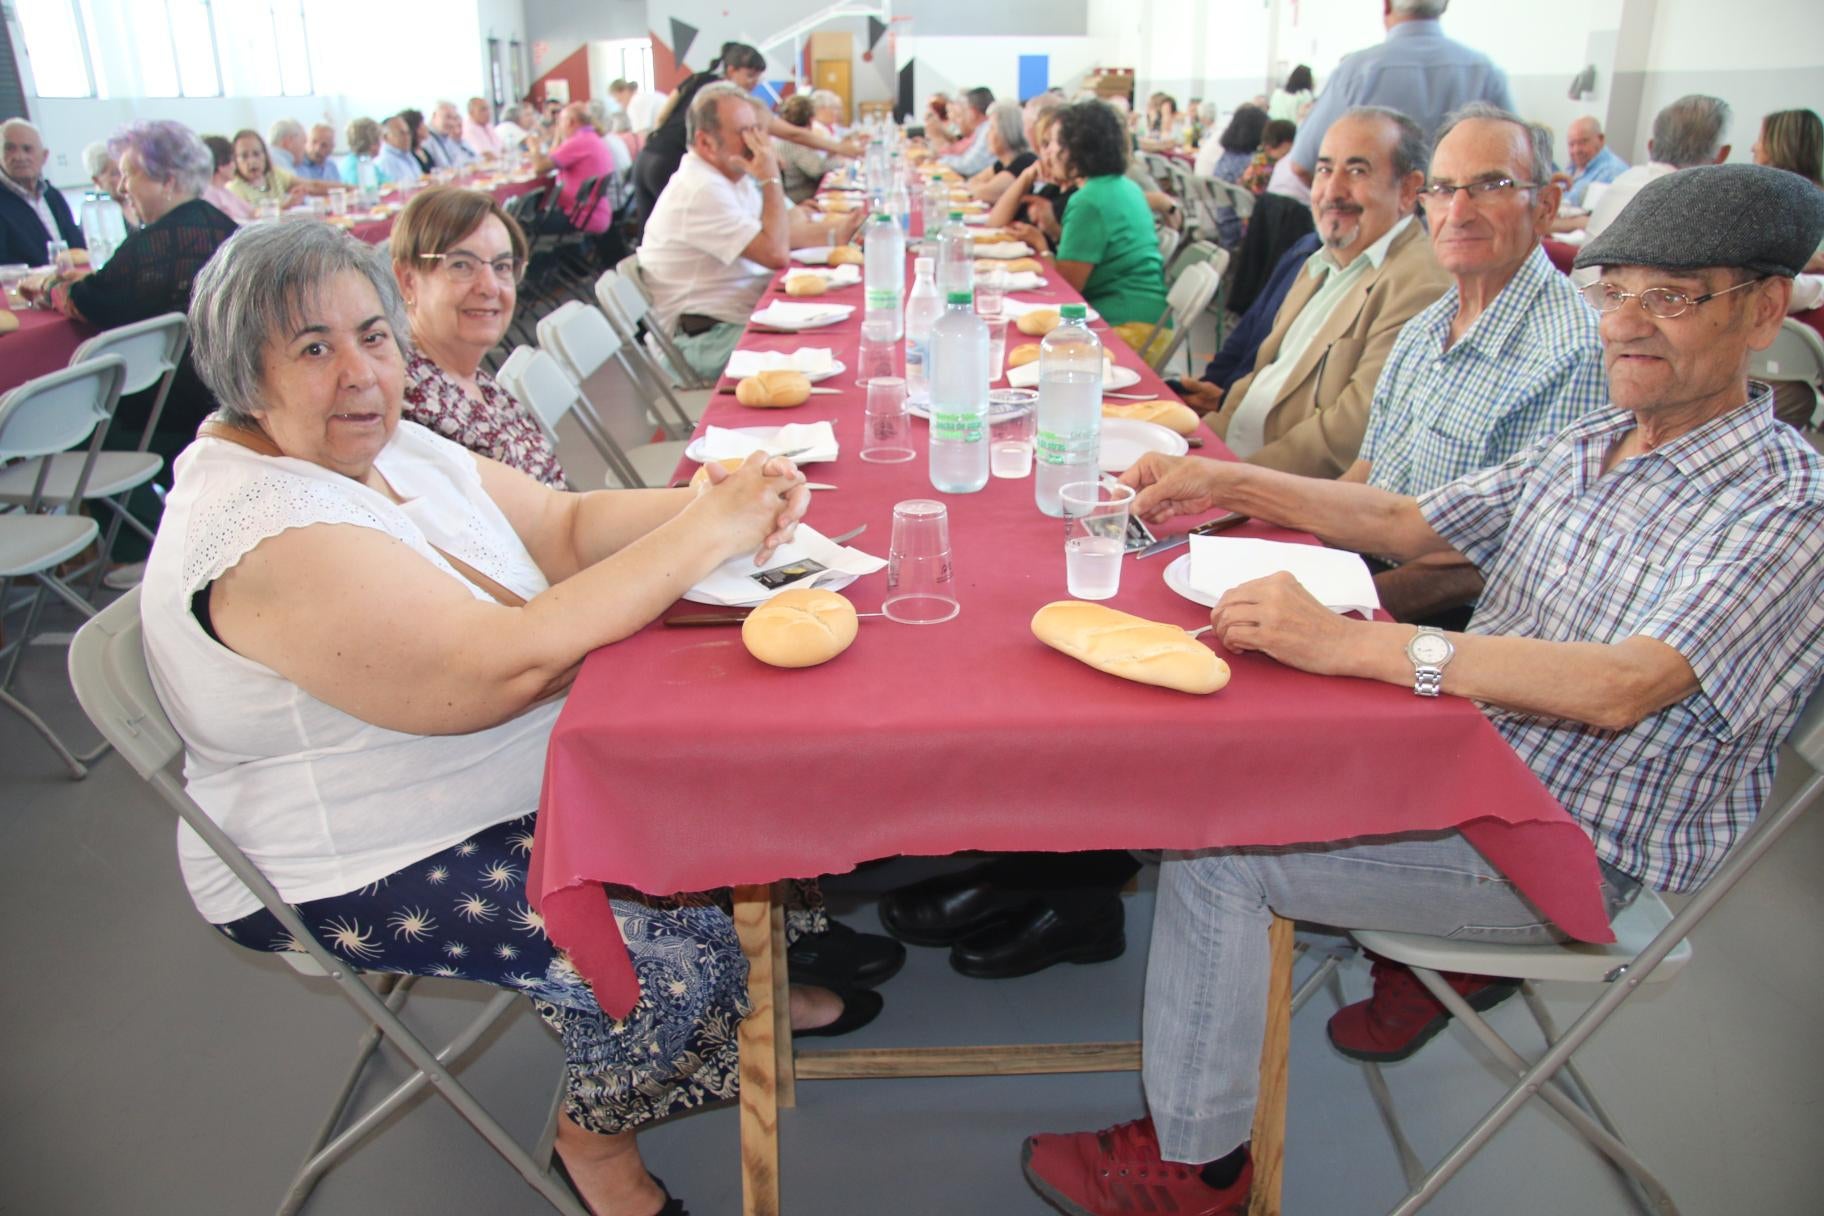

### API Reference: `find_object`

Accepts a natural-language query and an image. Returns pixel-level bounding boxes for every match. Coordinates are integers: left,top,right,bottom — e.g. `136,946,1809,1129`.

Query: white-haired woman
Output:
967,98,1038,204
139,221,841,1216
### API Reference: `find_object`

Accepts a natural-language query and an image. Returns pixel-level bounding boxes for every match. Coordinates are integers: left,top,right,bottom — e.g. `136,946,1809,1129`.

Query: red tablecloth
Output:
346,173,548,244
531,237,1609,1017
0,307,96,396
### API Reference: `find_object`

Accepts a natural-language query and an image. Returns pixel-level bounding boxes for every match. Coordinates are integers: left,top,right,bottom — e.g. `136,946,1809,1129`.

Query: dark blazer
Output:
0,178,85,265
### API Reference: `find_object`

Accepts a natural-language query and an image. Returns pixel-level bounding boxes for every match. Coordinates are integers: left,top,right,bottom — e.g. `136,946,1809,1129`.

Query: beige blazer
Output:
1210,219,1450,478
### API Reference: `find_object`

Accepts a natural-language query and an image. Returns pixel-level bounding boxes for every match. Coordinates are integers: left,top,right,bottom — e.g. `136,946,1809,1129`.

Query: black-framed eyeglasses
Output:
1418,176,1543,203
421,252,526,284
1578,277,1767,319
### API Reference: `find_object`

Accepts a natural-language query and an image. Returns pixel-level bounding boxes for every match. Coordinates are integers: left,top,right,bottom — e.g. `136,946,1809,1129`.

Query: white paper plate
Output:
1163,553,1218,608
975,241,1036,260
1001,297,1101,323
680,571,858,607
791,246,834,265
723,358,846,384
684,426,839,464
1006,362,1140,391
1099,417,1189,473
749,304,855,330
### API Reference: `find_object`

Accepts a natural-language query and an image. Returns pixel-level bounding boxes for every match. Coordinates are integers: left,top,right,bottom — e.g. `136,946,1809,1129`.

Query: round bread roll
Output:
972,231,1016,245
821,197,858,212
1015,308,1063,336
687,456,751,488
826,245,865,266
743,588,860,668
735,370,814,407
1006,342,1112,369
0,309,18,334
785,274,827,297
1031,601,1230,695
1102,399,1200,437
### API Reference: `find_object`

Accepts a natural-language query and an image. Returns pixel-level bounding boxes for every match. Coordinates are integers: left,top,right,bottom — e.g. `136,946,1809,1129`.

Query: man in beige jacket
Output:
1188,105,1450,477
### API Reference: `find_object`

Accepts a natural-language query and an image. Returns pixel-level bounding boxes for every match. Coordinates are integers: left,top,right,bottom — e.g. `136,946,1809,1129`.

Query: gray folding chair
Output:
65,588,587,1216
602,257,714,390
592,270,715,423
1746,317,1824,428
0,356,127,777
1131,256,1225,376
1338,683,1824,1215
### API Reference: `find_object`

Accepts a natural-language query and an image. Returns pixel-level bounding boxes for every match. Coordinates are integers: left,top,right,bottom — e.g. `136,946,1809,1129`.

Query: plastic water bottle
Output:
356,155,380,205
921,182,946,247
903,257,941,407
935,211,974,301
928,290,990,494
1034,304,1105,516
79,193,128,269
889,174,912,238
863,211,905,341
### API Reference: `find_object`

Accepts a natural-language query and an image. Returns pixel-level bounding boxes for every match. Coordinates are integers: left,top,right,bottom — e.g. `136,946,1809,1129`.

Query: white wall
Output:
902,36,1102,108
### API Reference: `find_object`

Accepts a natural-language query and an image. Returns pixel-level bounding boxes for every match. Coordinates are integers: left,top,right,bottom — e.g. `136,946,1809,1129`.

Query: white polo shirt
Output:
639,150,773,330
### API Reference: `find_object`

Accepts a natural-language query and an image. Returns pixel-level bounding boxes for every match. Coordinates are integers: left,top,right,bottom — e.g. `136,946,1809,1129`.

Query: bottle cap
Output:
873,211,890,221
949,210,965,220
945,290,974,305
1060,304,1088,320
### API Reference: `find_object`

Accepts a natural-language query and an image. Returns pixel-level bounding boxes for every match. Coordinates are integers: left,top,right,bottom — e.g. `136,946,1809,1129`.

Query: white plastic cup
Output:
861,377,917,464
883,499,960,624
1059,480,1135,600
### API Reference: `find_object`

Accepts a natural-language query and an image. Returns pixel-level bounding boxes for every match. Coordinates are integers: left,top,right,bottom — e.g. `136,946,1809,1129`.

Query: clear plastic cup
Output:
857,318,899,384
861,376,917,464
1059,480,1135,601
327,188,349,215
883,498,960,624
988,389,1037,478
984,316,1007,383
975,265,1006,318
45,239,70,272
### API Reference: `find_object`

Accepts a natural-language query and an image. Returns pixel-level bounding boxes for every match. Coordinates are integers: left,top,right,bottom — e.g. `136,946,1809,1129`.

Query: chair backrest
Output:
614,254,653,305
1156,224,1182,266
70,312,188,397
569,174,609,229
1167,260,1222,326
597,267,651,329
0,355,128,462
1197,173,1257,222
537,300,624,383
495,345,580,435
1749,318,1824,385
66,586,184,782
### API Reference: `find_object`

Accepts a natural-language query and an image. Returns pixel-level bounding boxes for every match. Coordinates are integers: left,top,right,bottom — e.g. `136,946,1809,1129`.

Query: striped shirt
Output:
1363,244,1607,497
1420,388,1824,891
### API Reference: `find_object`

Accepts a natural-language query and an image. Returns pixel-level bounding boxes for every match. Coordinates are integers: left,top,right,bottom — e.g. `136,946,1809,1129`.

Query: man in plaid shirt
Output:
1023,162,1824,1216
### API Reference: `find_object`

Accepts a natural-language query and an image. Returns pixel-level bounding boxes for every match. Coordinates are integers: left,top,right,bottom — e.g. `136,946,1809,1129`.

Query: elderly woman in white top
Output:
141,221,818,1216
810,90,845,139
966,99,1038,205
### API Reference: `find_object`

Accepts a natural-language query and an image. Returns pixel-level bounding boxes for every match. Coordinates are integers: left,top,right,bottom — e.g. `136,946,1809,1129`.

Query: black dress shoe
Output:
549,1156,689,1215
878,863,1028,947
949,898,1126,979
792,986,884,1038
787,918,907,989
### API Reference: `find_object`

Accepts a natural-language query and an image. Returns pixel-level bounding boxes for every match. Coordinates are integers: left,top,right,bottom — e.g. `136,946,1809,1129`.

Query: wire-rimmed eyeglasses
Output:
1578,277,1766,319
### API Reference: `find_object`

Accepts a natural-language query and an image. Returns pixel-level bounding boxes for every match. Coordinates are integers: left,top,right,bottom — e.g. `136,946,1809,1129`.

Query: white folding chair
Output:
592,270,716,423
499,340,683,491
65,588,587,1216
1132,258,1224,375
536,300,694,468
601,257,715,391
0,356,127,777
1747,318,1824,428
1191,174,1256,250
1340,683,1824,1215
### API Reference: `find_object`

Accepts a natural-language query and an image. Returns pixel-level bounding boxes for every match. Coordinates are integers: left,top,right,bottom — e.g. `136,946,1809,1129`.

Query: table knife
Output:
1133,512,1247,559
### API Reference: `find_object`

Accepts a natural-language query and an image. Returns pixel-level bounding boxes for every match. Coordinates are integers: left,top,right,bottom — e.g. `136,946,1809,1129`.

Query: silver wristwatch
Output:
1405,626,1454,697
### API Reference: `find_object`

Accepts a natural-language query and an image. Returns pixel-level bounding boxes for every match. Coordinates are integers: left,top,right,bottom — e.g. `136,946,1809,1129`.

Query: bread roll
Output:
1008,342,1112,369
826,245,864,266
822,197,857,212
972,231,1017,245
1015,308,1062,336
743,588,859,668
785,275,827,297
1000,257,1043,274
1102,399,1199,436
1031,601,1230,695
0,310,18,334
735,370,813,407
688,456,751,488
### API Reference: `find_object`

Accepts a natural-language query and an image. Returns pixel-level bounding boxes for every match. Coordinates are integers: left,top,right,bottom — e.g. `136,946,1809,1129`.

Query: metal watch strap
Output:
1413,664,1445,698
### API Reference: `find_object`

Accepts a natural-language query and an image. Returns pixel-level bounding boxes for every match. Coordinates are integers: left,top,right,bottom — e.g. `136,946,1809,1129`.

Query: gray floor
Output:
4,594,1823,1216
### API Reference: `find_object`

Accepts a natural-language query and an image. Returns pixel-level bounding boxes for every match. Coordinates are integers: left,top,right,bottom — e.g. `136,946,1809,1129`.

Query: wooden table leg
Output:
733,884,780,1216
1247,914,1295,1216
769,885,796,1110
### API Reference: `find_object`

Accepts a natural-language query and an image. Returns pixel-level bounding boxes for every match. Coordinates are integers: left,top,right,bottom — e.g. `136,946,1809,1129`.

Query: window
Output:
14,0,95,97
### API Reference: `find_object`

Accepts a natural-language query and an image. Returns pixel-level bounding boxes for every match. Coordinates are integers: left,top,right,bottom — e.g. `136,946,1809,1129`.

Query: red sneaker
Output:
1022,1117,1252,1216
1327,955,1519,1062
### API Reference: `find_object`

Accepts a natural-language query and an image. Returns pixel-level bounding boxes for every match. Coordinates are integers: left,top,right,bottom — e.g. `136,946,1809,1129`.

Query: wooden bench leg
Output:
770,885,796,1110
1247,914,1296,1216
733,884,780,1216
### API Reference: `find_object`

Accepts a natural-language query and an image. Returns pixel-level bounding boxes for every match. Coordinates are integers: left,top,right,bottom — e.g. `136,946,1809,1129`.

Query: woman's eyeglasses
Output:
421,252,526,284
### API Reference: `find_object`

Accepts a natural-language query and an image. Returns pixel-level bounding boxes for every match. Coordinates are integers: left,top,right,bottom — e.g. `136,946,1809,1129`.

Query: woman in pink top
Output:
198,134,255,221
530,102,615,235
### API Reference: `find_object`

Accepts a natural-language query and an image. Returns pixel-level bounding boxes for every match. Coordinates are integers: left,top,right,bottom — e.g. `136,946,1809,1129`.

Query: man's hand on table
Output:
1211,571,1365,677
695,453,809,565
1121,452,1236,524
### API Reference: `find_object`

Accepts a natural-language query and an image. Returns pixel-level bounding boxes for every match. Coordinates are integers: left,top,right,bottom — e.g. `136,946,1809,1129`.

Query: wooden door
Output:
813,59,851,124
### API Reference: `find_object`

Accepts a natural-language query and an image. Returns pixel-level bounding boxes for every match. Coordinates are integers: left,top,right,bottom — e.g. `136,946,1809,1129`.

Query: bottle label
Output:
930,408,985,443
1035,425,1098,466
866,288,900,311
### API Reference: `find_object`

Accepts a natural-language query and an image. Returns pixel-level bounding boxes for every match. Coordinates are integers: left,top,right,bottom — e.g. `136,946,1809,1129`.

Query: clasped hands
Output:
696,452,810,566
1119,453,1356,676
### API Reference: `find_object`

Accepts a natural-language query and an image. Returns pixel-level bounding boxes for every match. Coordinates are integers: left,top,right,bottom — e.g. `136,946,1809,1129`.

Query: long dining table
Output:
528,199,1611,1216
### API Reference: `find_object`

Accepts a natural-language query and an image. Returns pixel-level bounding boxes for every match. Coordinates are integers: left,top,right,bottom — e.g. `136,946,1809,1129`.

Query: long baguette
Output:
1031,600,1230,694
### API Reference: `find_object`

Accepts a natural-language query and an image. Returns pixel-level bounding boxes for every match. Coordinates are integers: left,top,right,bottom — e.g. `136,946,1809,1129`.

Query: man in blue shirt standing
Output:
1286,0,1514,189
1558,115,1628,208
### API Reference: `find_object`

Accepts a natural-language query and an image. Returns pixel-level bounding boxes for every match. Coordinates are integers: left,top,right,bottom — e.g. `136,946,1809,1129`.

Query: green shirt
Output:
1055,174,1169,327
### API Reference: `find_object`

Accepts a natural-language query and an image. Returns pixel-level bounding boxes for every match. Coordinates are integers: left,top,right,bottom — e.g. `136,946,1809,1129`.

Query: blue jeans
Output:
1142,831,1640,1162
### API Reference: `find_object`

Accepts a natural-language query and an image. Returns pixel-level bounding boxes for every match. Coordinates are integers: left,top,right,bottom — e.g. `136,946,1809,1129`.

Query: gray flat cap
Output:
1574,163,1824,278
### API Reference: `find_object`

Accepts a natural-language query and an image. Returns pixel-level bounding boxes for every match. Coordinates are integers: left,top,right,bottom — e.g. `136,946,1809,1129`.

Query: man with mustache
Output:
1025,160,1824,1216
1350,103,1610,625
1185,106,1450,478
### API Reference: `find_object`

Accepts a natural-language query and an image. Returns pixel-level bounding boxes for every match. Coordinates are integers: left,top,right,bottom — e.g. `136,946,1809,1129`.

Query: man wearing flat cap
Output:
1020,163,1824,1216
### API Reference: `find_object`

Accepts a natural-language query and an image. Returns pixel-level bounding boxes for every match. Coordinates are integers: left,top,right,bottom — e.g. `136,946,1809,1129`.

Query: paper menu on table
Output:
683,525,886,607
1188,536,1381,616
725,347,835,378
698,422,839,463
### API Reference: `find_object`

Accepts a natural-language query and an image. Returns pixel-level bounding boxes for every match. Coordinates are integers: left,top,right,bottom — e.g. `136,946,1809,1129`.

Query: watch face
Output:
1411,633,1451,665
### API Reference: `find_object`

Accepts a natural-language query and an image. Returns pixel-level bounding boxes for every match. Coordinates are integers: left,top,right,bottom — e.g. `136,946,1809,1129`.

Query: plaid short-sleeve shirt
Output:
1363,245,1608,497
1420,389,1824,891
